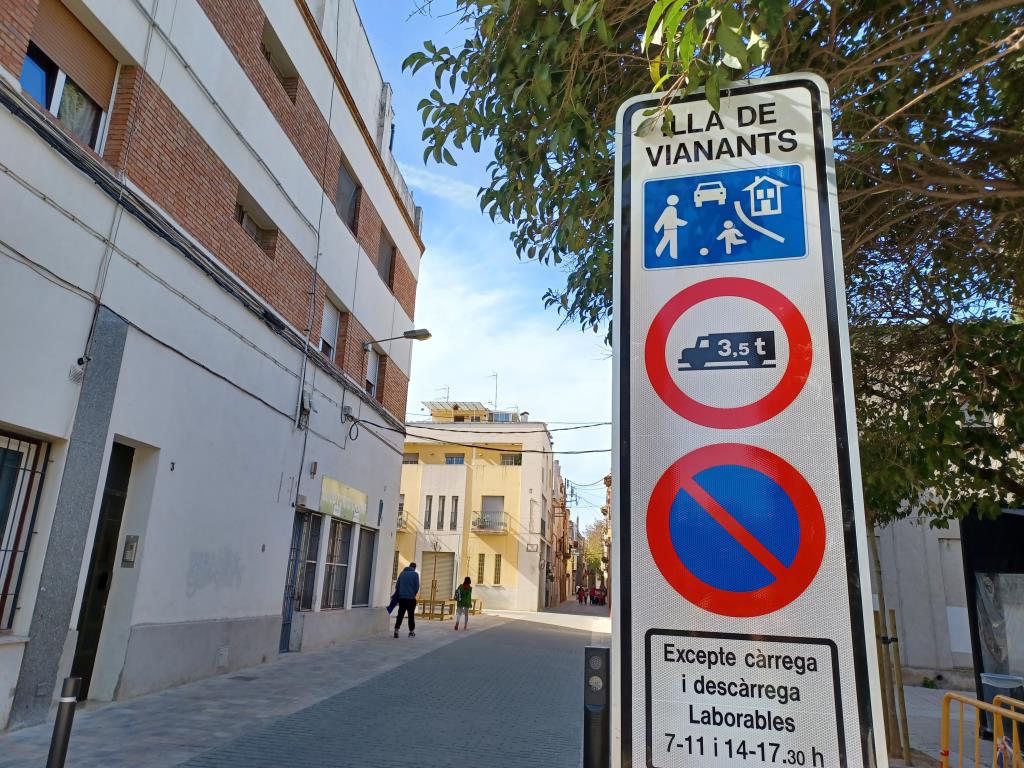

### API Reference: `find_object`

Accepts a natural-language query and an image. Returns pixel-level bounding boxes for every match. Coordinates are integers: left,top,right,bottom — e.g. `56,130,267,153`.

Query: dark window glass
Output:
352,528,376,606
424,495,432,529
450,496,459,531
377,233,395,286
437,496,445,530
20,44,56,108
336,162,360,229
296,514,322,611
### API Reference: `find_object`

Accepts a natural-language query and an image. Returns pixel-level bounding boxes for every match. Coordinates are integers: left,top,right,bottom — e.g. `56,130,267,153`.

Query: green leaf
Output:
716,26,748,67
643,0,677,51
442,148,457,166
705,67,721,111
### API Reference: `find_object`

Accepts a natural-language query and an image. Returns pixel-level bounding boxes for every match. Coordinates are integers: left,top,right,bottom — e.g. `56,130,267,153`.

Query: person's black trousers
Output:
395,598,416,632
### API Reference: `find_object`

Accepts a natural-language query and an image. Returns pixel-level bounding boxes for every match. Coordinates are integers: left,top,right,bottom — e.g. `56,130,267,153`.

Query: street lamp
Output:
362,328,432,351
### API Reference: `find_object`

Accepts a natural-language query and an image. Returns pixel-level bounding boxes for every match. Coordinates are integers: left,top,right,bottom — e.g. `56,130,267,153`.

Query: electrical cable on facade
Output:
355,419,610,455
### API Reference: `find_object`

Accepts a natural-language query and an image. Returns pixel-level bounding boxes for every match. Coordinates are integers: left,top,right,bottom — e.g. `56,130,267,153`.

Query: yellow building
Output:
396,402,562,610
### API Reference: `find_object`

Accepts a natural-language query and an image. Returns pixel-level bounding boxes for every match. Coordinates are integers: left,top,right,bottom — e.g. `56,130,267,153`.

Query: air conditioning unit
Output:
296,494,307,509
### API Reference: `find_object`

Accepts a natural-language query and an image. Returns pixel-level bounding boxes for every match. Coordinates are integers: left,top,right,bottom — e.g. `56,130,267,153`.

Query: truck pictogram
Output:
678,331,776,371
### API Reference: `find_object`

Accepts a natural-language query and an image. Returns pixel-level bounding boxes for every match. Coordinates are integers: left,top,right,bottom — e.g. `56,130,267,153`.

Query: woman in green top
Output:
453,577,472,631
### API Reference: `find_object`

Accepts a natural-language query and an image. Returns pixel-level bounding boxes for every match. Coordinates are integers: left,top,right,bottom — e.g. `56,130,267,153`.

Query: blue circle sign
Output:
647,443,826,617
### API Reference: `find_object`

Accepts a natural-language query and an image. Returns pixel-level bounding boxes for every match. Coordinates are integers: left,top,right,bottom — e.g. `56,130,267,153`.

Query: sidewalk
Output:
486,598,611,641
0,614,508,768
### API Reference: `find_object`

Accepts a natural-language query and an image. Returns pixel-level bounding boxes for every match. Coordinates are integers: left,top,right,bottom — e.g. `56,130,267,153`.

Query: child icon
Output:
716,220,747,255
654,195,687,259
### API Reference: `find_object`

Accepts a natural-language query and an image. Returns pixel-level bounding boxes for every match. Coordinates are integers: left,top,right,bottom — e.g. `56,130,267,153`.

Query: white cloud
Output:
408,242,613,527
399,162,482,211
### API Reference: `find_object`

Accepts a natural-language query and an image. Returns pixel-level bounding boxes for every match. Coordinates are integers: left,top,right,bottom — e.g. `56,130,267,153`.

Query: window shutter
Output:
32,0,117,107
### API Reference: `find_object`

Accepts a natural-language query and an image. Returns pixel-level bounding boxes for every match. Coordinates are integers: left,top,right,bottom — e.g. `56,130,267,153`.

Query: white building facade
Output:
0,0,422,729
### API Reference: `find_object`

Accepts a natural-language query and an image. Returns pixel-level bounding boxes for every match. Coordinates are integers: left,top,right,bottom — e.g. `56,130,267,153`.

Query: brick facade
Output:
353,190,383,269
376,356,409,418
196,0,341,208
391,252,417,321
104,66,324,340
8,0,412,421
0,0,37,80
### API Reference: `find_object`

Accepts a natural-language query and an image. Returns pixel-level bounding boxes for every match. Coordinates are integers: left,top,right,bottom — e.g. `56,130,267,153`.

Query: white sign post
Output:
612,74,887,768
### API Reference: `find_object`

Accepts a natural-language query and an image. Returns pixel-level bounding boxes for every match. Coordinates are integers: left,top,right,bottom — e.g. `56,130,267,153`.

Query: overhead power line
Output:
404,421,610,435
355,419,611,455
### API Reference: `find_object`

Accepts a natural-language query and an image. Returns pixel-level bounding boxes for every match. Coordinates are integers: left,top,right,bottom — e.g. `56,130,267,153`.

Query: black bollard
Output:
583,646,610,768
46,677,81,768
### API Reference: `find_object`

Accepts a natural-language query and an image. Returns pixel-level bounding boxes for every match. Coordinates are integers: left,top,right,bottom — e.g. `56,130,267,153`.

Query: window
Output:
491,412,512,423
377,231,395,286
494,554,502,585
261,20,299,101
296,513,322,611
423,495,432,529
351,528,376,607
437,496,445,530
500,453,523,466
398,494,405,513
450,496,459,531
0,433,49,630
477,553,485,585
19,0,117,150
321,519,352,610
336,160,360,231
402,453,419,465
453,415,465,423
20,44,102,147
392,550,400,582
365,348,379,397
234,188,276,253
320,299,340,359
444,454,465,465
470,416,482,422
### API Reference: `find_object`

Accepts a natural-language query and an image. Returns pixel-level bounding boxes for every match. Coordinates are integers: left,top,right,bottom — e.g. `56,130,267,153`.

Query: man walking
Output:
393,562,419,638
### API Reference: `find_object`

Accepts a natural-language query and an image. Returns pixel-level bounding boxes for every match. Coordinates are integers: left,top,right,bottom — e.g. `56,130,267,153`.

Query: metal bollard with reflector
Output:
583,646,610,768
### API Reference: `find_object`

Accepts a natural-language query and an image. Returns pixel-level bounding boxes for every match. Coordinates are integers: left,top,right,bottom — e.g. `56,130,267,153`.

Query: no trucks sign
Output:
611,74,887,768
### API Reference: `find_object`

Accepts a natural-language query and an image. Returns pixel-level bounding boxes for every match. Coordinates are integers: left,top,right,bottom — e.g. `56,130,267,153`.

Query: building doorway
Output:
71,442,134,699
352,528,376,607
420,551,454,603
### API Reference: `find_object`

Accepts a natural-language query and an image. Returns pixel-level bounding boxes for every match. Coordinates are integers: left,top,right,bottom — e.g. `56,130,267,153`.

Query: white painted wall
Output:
873,517,973,677
0,0,420,718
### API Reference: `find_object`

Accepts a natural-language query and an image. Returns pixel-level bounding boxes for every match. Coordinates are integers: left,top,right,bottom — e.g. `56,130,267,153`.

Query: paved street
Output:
0,608,605,767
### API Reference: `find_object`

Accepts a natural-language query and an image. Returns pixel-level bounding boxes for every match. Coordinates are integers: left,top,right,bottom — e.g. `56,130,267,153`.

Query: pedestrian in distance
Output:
453,576,472,631
576,586,585,604
393,562,419,638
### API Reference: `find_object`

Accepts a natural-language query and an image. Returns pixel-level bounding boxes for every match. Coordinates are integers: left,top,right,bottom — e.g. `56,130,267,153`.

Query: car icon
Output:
693,181,727,207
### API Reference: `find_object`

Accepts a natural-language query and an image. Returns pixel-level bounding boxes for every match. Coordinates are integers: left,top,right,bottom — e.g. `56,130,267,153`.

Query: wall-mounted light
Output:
362,328,432,351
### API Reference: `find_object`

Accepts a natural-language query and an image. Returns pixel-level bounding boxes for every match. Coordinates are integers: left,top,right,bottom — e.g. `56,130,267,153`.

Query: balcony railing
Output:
471,512,510,533
397,512,411,531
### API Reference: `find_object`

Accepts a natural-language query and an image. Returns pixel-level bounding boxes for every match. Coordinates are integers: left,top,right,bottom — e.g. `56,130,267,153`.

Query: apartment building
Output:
0,0,423,729
398,403,561,611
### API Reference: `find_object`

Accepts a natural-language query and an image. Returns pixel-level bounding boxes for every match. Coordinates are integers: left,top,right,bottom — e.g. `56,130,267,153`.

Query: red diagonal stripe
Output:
678,474,788,580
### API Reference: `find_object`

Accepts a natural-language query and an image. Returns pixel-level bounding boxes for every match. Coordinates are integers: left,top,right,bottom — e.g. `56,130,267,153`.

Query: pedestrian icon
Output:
653,195,687,260
643,164,806,269
715,220,746,254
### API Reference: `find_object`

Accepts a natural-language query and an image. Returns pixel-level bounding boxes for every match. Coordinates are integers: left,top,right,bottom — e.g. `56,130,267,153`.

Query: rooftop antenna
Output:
488,371,498,409
436,385,451,402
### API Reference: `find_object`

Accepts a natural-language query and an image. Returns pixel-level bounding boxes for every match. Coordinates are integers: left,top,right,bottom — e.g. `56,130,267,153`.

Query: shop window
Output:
351,528,376,606
295,513,322,611
321,519,352,610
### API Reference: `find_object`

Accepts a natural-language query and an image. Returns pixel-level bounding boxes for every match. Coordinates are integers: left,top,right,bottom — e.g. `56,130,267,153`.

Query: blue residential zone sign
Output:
643,164,806,269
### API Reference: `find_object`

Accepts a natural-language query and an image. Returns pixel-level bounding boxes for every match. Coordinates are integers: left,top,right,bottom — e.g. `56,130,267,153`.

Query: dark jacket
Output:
395,566,420,599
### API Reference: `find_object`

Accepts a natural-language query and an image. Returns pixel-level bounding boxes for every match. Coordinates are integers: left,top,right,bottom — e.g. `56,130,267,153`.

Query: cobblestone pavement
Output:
181,619,593,767
0,613,601,767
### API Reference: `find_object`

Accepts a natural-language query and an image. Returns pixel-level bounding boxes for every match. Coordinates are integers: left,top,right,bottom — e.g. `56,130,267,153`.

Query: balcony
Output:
397,512,411,531
471,512,510,534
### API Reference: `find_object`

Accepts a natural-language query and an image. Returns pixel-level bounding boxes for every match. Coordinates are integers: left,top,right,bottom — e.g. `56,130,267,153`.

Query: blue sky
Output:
355,0,613,527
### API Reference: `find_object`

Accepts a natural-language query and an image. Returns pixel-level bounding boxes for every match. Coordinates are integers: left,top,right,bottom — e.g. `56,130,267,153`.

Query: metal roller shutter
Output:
420,552,455,601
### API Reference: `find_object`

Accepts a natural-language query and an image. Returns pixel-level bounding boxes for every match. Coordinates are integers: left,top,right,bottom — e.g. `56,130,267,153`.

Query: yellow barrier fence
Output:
940,692,1024,768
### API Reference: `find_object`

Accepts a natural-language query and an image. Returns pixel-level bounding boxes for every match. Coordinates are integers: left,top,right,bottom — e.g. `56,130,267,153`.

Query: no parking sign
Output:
612,75,886,768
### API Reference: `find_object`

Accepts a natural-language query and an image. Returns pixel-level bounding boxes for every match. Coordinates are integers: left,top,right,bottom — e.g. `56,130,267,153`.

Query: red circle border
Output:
644,277,812,429
646,444,826,618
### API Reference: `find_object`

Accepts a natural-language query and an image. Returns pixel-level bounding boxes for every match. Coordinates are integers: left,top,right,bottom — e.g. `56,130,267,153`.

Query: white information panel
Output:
611,74,886,768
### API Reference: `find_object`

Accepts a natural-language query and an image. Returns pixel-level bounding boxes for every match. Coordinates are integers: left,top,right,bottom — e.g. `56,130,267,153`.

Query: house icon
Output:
743,176,787,217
